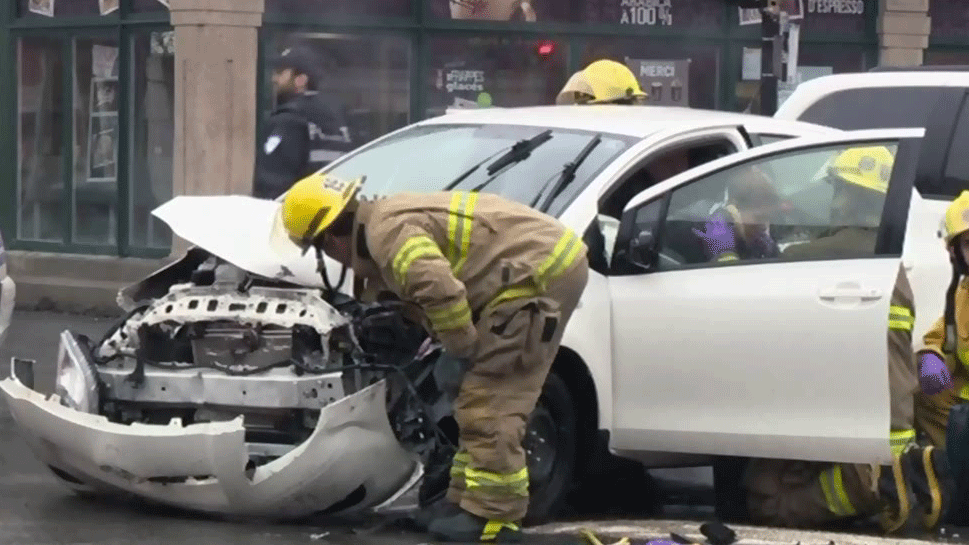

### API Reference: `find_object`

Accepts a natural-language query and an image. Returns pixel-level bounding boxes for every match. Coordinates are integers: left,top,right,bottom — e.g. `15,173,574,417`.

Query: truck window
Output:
797,87,946,130
941,99,969,198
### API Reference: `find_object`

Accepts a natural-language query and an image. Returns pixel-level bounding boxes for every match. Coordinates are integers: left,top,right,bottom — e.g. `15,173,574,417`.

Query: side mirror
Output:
627,229,657,270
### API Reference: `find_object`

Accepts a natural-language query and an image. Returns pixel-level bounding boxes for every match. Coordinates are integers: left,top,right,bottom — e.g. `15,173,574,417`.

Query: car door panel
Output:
607,132,919,465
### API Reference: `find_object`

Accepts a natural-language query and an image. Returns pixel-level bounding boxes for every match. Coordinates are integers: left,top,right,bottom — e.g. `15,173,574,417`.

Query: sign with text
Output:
739,0,803,25
625,58,691,106
619,0,673,26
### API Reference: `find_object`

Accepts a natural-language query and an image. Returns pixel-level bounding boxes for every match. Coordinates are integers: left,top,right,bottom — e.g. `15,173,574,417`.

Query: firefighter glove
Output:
920,352,954,395
433,352,470,400
692,215,737,260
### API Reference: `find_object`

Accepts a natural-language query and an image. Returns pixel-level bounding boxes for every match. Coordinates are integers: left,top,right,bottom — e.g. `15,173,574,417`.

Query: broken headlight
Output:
54,331,100,413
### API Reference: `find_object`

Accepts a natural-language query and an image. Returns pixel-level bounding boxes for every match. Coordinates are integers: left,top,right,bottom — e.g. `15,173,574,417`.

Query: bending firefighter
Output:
270,175,589,542
555,59,648,105
741,146,951,534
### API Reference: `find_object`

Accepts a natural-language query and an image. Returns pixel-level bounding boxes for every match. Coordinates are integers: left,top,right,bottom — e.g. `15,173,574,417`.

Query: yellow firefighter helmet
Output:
555,59,648,105
826,145,895,194
944,190,969,245
269,172,364,256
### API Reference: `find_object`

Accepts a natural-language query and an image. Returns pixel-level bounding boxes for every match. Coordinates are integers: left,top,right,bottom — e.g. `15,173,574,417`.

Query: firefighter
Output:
913,192,969,450
742,146,951,534
269,174,589,543
555,59,649,105
252,45,354,200
691,166,782,263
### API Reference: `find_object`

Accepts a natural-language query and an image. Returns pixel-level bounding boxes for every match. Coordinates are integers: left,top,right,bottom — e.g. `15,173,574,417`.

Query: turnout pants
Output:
745,266,918,527
446,261,588,522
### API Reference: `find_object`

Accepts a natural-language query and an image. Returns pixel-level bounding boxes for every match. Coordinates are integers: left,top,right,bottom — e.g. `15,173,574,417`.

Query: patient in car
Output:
692,166,782,263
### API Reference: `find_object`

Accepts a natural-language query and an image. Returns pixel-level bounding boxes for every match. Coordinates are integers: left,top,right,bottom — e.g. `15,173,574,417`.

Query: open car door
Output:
605,129,923,465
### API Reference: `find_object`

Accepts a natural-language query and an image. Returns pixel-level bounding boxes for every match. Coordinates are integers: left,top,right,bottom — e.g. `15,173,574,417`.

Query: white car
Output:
3,105,898,522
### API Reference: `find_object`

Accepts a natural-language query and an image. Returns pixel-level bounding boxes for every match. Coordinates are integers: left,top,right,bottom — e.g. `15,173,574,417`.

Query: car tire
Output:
523,370,577,524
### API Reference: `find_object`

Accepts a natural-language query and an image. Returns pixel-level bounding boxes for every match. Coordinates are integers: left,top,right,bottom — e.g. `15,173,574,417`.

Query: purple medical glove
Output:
692,215,737,260
920,352,954,395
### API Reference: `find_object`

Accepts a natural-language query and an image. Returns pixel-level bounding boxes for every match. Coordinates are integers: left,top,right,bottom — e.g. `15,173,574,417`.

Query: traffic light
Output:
536,40,556,57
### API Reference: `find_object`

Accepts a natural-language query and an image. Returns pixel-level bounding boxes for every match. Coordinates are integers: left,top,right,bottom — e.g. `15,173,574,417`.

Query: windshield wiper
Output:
443,129,554,192
533,133,602,213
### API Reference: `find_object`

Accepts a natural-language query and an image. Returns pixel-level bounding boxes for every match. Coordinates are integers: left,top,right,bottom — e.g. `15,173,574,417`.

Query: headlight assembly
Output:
54,331,100,414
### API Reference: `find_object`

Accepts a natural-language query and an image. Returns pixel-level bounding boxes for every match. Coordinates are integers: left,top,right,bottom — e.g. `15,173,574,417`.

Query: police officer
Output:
252,45,354,200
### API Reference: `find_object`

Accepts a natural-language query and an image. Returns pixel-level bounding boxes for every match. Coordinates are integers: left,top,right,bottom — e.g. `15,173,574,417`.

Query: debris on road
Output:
701,521,737,545
309,532,330,540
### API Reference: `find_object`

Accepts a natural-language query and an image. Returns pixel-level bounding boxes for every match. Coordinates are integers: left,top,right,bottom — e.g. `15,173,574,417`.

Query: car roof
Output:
417,104,835,139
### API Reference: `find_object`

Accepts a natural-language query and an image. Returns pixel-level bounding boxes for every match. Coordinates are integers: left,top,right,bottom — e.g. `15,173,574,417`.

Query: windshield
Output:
322,123,638,217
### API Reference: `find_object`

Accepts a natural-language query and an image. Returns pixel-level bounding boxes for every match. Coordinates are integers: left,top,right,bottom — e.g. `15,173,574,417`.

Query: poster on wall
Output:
156,0,170,7
92,45,119,79
28,0,54,17
625,58,691,106
447,0,539,21
739,0,803,25
434,62,494,115
99,0,119,15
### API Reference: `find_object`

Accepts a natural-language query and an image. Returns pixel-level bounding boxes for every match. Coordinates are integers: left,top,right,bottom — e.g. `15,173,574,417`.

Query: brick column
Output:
169,0,265,255
878,0,930,67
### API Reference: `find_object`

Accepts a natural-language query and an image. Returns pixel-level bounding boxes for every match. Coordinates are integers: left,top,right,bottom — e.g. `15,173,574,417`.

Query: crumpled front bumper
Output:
0,366,422,519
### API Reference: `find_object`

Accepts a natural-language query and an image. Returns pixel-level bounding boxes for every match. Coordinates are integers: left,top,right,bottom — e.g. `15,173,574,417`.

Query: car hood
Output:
151,195,333,289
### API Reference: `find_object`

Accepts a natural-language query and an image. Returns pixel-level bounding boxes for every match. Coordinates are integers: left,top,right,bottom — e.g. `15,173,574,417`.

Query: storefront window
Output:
580,38,720,109
72,37,120,246
426,36,567,117
734,43,868,113
266,0,410,18
266,33,411,147
130,31,175,249
735,1,868,35
583,0,724,31
18,0,119,17
18,37,65,243
132,0,171,13
930,0,969,41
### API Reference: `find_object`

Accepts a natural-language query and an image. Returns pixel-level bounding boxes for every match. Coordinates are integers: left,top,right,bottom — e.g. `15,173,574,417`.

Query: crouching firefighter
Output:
269,173,589,543
742,146,952,535
914,190,969,527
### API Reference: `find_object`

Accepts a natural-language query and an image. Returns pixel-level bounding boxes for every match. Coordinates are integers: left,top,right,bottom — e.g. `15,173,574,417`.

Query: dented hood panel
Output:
151,196,330,289
0,376,420,518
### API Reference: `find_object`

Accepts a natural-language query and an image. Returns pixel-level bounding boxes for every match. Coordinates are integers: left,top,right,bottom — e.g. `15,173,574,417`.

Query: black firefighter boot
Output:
427,508,523,543
900,443,953,531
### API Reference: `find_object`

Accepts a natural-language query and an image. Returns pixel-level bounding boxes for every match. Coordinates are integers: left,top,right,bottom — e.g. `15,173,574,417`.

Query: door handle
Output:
819,284,883,302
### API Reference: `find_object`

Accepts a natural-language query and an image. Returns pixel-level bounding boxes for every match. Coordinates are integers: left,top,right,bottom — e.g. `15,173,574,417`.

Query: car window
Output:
941,100,969,198
797,87,946,130
751,134,794,146
322,123,637,217
624,141,902,271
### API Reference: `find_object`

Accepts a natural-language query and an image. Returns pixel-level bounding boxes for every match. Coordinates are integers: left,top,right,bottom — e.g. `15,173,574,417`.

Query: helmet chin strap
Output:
314,244,348,303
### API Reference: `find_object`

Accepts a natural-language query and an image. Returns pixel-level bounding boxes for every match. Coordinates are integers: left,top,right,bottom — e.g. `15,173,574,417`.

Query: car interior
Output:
584,138,738,274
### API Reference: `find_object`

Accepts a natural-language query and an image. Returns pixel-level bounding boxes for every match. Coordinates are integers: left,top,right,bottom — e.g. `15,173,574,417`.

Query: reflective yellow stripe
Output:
465,466,529,497
446,192,478,276
481,521,520,541
819,465,857,517
889,305,915,331
426,300,473,331
535,230,582,291
484,286,541,316
391,236,445,287
891,429,915,456
450,451,471,479
717,251,739,262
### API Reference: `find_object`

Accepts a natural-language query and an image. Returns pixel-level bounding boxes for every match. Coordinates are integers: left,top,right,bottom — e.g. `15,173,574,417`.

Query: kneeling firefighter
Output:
270,174,589,542
743,146,952,535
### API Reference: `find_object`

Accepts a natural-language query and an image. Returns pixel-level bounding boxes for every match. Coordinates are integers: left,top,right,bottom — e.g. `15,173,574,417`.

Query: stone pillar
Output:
878,0,930,67
169,0,265,255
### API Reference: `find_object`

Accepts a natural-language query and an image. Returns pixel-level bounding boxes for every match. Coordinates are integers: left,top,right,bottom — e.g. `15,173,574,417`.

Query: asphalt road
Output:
0,311,950,545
